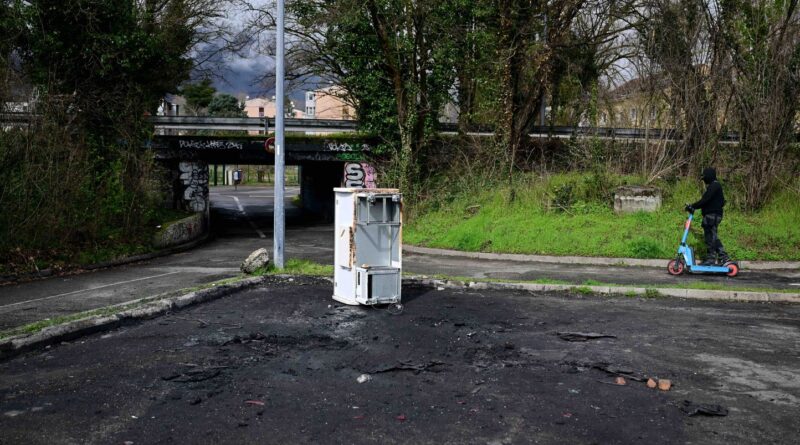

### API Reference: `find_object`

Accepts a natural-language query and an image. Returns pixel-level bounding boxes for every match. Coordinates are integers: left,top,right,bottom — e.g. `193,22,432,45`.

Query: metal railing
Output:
149,115,358,133
2,112,749,143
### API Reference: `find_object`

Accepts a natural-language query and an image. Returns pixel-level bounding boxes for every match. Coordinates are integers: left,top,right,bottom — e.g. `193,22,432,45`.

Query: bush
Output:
0,101,163,272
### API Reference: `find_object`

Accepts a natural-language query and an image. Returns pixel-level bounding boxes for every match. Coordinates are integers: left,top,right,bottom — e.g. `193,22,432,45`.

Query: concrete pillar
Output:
299,162,343,221
178,161,210,213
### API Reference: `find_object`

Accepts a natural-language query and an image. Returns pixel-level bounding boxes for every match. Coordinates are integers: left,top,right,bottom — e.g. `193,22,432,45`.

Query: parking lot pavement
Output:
1,277,798,444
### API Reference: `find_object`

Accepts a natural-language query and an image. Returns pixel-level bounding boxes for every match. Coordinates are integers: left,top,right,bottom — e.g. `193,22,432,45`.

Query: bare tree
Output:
632,0,730,172
718,0,800,209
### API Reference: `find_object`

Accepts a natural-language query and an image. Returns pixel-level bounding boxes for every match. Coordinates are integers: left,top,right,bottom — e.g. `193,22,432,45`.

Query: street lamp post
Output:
274,0,285,269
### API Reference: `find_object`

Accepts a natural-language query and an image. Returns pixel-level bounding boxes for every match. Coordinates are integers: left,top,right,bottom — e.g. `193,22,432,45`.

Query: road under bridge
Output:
151,133,380,221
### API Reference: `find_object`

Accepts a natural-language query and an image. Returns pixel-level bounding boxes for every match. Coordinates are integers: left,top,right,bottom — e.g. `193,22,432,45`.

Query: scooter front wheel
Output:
667,259,685,275
726,262,739,277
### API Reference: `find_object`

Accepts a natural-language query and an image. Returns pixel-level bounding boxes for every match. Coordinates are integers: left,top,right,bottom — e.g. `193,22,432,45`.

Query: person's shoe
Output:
700,258,716,266
718,256,730,265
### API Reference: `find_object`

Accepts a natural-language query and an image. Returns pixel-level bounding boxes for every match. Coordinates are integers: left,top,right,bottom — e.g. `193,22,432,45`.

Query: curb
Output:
2,273,796,361
85,232,212,271
404,245,800,271
0,275,264,361
403,276,800,304
0,232,211,285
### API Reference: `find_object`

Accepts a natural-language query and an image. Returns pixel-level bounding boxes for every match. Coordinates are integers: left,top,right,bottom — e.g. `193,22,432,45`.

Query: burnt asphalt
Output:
1,276,798,444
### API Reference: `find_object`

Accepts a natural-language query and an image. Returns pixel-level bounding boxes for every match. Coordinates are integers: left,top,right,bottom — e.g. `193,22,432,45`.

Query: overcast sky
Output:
199,0,313,105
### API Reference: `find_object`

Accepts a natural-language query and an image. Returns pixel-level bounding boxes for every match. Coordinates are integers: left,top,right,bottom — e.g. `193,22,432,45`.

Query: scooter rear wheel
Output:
725,262,739,277
667,259,685,275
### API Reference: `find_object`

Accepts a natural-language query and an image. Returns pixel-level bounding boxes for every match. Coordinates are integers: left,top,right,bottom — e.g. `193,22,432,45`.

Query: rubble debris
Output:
222,332,267,346
557,332,617,342
615,377,627,385
396,414,407,422
681,400,728,417
369,360,447,375
245,400,265,406
647,378,657,389
570,361,646,382
356,374,372,383
658,379,672,391
162,368,222,383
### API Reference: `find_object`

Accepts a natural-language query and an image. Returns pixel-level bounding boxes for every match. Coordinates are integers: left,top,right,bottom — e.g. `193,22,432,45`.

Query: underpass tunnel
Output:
205,161,345,237
153,133,380,232
298,161,346,221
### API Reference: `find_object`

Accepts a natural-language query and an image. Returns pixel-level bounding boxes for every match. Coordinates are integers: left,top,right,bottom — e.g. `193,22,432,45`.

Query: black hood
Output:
701,167,717,184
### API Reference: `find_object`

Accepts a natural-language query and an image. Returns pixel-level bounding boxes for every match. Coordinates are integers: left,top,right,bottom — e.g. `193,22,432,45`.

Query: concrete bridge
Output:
150,127,381,221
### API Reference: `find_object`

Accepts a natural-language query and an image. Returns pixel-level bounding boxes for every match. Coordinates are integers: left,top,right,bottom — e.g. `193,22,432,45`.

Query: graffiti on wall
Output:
179,161,209,212
336,152,363,161
326,141,372,152
179,140,244,150
344,163,377,188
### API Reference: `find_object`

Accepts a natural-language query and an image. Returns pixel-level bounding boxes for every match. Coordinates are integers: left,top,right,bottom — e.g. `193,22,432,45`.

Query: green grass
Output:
255,258,334,276
405,173,800,261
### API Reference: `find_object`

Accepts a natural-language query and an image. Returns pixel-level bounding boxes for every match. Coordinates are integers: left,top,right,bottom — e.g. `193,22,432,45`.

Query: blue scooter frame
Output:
667,212,739,277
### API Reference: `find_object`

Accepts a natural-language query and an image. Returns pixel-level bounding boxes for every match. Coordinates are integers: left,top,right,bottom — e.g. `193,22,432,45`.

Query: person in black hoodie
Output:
685,167,730,265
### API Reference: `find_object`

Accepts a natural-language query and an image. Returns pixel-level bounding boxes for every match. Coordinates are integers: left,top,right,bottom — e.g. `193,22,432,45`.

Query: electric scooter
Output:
667,210,739,277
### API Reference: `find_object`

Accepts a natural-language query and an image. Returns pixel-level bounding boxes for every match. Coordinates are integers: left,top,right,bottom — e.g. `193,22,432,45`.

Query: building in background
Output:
159,94,187,116
304,86,356,120
243,97,303,119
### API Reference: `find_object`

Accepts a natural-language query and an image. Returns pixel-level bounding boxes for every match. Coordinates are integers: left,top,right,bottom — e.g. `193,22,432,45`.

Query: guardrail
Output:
2,112,748,142
150,116,358,132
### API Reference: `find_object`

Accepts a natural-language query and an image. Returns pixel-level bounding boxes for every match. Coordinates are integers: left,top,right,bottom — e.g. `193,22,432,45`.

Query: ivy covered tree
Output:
275,0,458,191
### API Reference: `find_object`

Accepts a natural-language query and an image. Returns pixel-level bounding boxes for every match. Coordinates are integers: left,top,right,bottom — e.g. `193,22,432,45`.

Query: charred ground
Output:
1,276,798,444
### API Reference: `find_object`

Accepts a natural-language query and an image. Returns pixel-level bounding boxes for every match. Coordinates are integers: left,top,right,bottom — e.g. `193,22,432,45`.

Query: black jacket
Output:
692,168,725,216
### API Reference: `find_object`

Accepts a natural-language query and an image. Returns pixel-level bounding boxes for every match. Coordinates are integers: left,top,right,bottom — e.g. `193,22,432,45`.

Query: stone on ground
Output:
241,248,270,274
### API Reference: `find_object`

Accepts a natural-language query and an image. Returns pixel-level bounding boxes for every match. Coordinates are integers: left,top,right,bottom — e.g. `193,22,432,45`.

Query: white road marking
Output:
228,195,266,239
231,195,245,213
249,222,267,239
0,272,181,309
791,283,800,286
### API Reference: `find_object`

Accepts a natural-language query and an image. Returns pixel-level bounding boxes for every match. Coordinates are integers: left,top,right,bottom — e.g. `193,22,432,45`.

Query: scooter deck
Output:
688,264,732,273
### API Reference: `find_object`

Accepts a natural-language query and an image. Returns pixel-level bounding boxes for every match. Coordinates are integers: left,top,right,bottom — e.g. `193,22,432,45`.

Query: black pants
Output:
701,214,728,262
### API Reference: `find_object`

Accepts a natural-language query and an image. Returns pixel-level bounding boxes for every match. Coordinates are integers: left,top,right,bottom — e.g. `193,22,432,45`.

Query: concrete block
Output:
153,213,206,249
614,186,662,213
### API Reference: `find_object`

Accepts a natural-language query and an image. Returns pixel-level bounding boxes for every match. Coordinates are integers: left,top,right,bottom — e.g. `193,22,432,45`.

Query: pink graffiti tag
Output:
344,163,377,188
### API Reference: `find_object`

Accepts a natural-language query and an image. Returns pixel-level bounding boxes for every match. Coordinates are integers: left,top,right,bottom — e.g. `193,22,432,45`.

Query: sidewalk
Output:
403,245,800,291
404,245,800,271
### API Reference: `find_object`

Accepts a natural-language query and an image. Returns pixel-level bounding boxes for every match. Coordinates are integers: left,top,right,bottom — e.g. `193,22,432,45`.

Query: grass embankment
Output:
405,173,800,261
0,208,194,278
